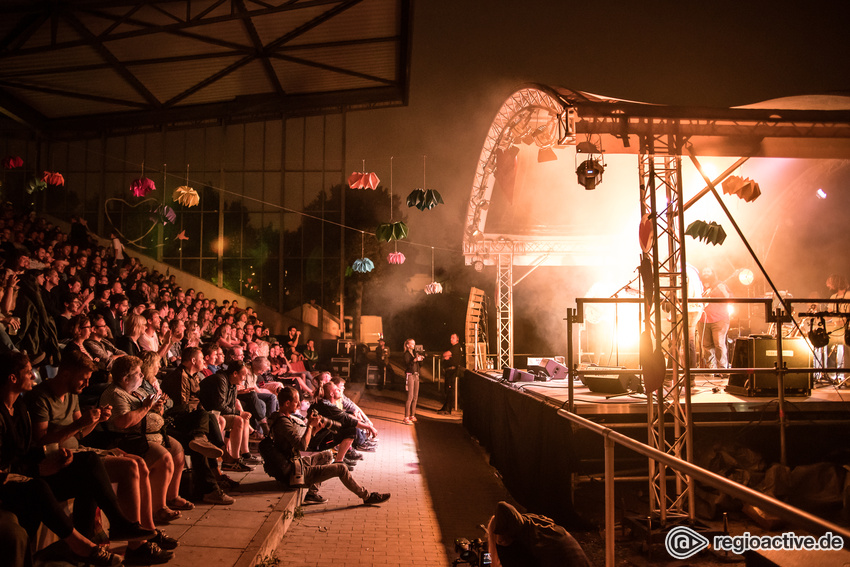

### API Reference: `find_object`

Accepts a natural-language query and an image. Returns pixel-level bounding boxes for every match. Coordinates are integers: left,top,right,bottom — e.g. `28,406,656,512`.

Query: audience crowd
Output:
0,206,384,566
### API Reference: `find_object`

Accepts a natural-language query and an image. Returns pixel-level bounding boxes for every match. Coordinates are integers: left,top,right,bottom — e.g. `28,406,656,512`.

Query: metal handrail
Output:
556,408,850,566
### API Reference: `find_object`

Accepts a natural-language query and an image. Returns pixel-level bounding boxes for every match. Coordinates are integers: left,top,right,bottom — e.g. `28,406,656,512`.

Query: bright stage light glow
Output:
738,268,754,286
727,304,735,316
817,188,827,199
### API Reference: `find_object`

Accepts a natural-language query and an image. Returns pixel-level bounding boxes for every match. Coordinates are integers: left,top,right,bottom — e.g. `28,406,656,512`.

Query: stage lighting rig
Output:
575,138,605,190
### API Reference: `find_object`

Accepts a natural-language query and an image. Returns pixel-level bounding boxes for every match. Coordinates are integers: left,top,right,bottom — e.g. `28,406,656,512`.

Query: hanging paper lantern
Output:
685,220,727,246
425,282,443,295
375,221,408,242
131,177,156,197
26,176,47,194
151,204,177,225
406,188,444,211
42,171,65,186
352,258,374,273
2,156,23,169
348,171,380,190
722,175,761,203
387,252,406,264
173,185,200,207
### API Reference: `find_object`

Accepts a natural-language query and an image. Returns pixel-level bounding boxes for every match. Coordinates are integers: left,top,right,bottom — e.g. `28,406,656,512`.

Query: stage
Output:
459,370,850,528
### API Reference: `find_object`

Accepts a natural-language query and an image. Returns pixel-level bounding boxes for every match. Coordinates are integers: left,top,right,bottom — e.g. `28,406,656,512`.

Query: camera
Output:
309,409,341,433
414,344,425,354
453,538,490,566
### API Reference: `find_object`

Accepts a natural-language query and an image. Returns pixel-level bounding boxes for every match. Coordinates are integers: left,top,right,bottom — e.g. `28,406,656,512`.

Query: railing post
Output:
605,435,615,567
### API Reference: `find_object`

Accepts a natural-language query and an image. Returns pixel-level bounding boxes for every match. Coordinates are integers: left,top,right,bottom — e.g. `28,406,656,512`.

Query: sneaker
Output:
410,416,417,422
346,449,364,460
241,453,263,465
71,546,123,567
149,529,179,551
124,541,174,565
109,521,157,541
202,487,235,505
221,459,253,472
189,436,224,459
215,473,241,490
303,492,328,504
402,418,413,425
342,456,358,467
363,492,391,505
355,444,376,452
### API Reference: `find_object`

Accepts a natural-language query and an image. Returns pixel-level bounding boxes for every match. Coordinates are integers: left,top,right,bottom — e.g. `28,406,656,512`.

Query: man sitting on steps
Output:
260,386,389,506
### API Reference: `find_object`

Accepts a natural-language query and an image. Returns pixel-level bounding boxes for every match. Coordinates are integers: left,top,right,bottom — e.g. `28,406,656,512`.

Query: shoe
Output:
410,416,417,422
346,449,364,460
241,453,263,465
221,459,253,472
109,521,157,541
71,546,123,567
343,456,358,467
153,506,181,524
363,492,391,505
402,418,413,425
166,497,195,511
355,444,376,452
124,541,173,565
149,529,179,551
215,473,241,490
202,487,235,505
303,492,328,504
189,436,224,459
340,460,356,471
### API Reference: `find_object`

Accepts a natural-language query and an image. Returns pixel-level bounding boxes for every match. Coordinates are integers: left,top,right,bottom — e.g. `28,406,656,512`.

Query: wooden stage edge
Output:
471,371,850,424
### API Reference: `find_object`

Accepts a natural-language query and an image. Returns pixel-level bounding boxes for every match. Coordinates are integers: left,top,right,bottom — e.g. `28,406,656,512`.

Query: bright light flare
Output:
817,188,827,199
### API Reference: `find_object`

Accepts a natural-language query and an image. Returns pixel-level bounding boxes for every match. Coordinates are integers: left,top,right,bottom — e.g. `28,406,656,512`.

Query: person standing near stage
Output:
402,339,424,425
826,274,849,381
375,337,389,389
700,267,731,373
438,333,464,415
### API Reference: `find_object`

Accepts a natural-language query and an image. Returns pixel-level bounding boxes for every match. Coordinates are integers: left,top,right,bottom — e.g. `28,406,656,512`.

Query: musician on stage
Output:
700,268,731,373
826,274,849,381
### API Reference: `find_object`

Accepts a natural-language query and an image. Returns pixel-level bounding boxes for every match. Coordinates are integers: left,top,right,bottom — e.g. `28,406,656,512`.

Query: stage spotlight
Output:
576,159,604,190
473,260,484,272
738,268,754,286
537,146,557,163
817,188,827,199
576,141,601,154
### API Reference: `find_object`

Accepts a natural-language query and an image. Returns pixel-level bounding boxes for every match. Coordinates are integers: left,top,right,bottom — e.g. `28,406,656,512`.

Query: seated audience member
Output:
261,385,389,505
102,355,193,524
330,377,378,452
13,269,61,365
165,319,185,366
201,343,223,377
26,350,174,563
198,361,260,471
100,293,130,340
139,351,173,413
301,339,319,371
161,347,233,505
0,351,125,566
137,309,173,361
117,313,147,358
309,381,377,467
85,312,128,368
284,326,301,360
487,501,592,567
236,356,280,438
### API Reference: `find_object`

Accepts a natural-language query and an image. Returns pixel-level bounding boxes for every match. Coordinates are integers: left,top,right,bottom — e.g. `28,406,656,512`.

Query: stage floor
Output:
474,371,850,423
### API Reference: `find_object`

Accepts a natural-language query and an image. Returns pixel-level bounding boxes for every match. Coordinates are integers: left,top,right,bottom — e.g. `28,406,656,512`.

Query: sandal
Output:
153,507,181,524
166,497,195,511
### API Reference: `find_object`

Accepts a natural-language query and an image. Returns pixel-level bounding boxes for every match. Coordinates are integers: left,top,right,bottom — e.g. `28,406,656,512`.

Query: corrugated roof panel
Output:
288,0,399,46
105,32,237,60
273,59,378,94
131,56,247,103
280,43,397,82
177,60,275,105
9,68,148,105
250,5,333,46
0,45,105,75
4,86,141,118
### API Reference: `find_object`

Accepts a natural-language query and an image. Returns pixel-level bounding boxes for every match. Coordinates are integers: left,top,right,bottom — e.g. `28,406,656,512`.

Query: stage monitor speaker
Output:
580,367,642,394
726,337,812,397
527,358,569,381
503,368,534,383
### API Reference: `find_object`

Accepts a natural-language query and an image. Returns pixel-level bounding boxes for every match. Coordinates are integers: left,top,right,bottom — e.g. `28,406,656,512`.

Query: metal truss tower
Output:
496,253,514,370
638,134,694,523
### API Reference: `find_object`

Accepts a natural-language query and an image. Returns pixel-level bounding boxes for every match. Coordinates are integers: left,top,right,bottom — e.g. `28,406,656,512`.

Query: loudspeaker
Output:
503,368,534,383
726,337,812,397
580,367,642,394
527,358,569,381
